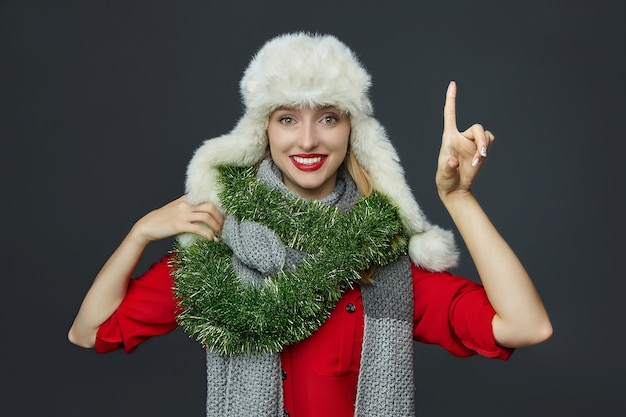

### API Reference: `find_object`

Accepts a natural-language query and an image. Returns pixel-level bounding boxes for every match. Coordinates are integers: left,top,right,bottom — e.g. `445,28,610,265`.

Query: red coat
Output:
96,256,512,417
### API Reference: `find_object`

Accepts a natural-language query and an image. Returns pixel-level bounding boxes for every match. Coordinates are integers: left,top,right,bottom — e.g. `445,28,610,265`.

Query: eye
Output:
321,114,338,125
279,116,294,125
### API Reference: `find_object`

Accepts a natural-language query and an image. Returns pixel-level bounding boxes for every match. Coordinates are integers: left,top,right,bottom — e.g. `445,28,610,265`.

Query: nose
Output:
299,120,318,151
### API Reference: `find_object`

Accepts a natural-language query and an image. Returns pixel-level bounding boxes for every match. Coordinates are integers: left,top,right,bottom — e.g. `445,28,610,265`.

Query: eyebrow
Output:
274,105,341,112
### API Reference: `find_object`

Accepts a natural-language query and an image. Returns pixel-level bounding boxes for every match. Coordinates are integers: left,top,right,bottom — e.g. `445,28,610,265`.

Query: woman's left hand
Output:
435,81,495,197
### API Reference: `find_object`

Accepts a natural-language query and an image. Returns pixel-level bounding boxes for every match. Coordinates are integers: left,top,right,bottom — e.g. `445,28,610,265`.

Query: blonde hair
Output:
343,145,374,198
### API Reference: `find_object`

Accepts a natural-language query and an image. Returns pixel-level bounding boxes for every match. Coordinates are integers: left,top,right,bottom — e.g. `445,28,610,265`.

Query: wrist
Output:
126,224,152,249
438,189,474,208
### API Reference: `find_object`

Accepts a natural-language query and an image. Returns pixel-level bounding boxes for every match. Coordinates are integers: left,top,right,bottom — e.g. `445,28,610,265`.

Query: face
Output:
267,106,351,200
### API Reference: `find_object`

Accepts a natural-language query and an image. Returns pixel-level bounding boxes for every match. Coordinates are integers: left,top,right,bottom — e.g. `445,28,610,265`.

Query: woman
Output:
68,33,552,416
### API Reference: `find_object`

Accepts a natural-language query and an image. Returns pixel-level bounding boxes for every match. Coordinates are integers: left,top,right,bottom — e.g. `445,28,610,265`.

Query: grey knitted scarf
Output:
204,160,415,416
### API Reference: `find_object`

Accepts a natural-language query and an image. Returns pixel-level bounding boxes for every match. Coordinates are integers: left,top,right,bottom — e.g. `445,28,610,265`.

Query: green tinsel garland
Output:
171,165,408,356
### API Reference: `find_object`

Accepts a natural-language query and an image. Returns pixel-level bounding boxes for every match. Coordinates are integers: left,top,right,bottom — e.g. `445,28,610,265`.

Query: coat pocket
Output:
312,293,364,376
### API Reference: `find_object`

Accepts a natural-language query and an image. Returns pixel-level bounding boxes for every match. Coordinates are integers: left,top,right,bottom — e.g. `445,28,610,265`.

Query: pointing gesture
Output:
436,81,495,196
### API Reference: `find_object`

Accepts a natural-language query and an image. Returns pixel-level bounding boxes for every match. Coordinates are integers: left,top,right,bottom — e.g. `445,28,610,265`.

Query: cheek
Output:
266,130,281,152
334,128,351,152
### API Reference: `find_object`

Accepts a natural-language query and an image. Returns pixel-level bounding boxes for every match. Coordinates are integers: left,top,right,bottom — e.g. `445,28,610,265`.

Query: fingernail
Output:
472,157,480,167
480,147,487,157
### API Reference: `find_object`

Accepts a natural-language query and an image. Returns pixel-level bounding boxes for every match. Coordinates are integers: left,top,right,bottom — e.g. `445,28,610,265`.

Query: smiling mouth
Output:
291,155,327,171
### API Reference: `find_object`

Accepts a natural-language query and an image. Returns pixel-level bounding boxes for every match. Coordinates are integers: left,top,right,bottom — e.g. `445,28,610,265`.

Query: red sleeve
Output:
412,263,513,360
95,255,180,354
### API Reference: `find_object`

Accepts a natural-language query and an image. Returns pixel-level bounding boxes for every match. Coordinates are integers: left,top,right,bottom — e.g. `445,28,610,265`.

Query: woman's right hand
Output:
130,195,224,245
68,195,224,348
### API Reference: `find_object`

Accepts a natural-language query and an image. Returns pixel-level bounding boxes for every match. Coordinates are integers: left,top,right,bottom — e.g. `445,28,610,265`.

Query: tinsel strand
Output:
172,165,408,355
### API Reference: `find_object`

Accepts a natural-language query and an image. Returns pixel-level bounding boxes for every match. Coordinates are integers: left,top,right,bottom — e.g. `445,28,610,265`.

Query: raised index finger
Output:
443,81,458,132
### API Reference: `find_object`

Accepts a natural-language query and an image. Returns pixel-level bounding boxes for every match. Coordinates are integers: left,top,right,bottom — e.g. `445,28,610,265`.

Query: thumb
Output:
438,152,459,180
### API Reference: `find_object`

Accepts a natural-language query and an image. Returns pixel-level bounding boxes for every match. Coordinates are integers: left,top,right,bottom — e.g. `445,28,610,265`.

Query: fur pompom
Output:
408,227,459,271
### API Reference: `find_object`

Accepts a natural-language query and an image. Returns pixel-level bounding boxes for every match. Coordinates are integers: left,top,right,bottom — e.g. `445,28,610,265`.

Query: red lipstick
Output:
290,154,327,171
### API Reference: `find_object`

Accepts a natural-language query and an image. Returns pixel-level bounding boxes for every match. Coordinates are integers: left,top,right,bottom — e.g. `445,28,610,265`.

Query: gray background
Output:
2,0,624,416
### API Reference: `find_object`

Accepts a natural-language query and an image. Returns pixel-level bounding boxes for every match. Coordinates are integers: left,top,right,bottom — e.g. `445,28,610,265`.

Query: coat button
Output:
346,303,356,313
282,370,287,380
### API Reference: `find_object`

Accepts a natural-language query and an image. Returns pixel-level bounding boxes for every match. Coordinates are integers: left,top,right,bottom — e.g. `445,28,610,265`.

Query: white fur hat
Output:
181,32,458,271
